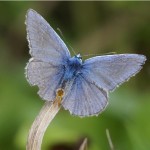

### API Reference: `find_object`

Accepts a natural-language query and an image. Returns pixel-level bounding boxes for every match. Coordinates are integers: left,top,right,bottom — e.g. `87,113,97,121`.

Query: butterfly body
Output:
25,9,146,117
64,55,82,79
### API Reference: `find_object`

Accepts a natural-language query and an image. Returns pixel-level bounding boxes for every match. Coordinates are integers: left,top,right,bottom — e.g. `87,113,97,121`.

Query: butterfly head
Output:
74,54,82,64
69,54,82,66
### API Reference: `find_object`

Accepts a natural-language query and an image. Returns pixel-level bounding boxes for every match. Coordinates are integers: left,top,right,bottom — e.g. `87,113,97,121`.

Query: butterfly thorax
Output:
63,55,82,82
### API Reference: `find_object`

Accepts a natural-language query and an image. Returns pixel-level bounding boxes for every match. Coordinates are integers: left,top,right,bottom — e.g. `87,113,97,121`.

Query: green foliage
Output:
0,2,149,150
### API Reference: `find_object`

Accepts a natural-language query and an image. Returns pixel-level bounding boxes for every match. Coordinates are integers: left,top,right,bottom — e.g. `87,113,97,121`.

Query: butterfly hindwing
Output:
26,59,64,101
62,75,108,116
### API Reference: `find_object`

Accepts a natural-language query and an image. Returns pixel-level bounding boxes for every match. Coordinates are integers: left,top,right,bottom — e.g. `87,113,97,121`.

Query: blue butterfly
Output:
25,9,146,117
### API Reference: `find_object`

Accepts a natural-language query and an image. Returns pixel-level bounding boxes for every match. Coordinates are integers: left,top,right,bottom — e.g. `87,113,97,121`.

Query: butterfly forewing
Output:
26,9,70,66
82,54,146,92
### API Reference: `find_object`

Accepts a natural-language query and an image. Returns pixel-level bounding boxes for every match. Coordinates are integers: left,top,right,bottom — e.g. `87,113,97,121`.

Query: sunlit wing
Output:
82,54,146,91
26,9,70,66
62,75,108,117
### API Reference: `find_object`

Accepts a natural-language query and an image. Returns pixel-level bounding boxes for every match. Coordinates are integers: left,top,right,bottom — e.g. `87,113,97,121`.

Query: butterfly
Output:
25,9,146,117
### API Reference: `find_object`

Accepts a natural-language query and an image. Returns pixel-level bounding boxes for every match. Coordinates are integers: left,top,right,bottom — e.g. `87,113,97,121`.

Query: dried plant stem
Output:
79,138,88,150
26,98,61,150
106,129,114,150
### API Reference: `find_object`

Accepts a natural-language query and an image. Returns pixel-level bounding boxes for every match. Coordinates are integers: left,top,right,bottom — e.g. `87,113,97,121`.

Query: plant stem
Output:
79,138,88,150
26,100,61,150
106,129,114,150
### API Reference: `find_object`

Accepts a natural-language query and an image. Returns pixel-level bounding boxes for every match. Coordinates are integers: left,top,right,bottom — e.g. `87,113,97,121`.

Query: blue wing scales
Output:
82,54,146,92
25,9,146,116
26,59,64,101
25,9,70,101
26,9,70,66
62,75,108,116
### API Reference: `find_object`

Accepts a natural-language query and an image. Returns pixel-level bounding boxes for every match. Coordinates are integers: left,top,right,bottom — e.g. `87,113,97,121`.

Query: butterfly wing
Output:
82,54,146,92
26,9,70,65
26,59,65,101
25,9,70,101
62,75,108,116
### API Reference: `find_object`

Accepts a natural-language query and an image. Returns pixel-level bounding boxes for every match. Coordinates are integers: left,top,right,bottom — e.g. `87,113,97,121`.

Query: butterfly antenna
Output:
57,27,63,38
69,45,76,55
83,53,99,57
57,28,76,55
83,51,116,58
104,51,116,55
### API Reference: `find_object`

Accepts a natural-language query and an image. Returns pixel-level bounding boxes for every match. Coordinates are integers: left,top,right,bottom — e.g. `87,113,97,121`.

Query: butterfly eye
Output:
79,56,82,60
77,56,82,63
76,54,82,60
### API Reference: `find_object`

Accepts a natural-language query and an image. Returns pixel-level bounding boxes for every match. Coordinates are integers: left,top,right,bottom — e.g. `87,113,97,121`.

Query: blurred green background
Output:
0,2,150,150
